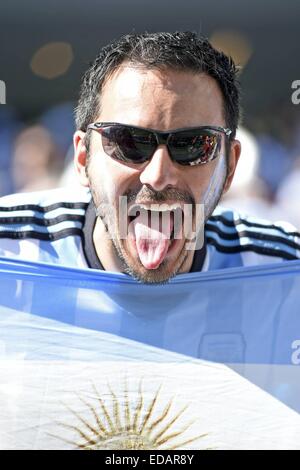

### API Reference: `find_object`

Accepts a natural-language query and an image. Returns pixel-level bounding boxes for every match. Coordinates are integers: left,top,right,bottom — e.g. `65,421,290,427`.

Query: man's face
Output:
74,65,240,283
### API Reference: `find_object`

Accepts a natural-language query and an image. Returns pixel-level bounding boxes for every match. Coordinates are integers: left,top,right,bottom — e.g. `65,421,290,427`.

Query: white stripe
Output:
0,220,83,234
0,207,86,219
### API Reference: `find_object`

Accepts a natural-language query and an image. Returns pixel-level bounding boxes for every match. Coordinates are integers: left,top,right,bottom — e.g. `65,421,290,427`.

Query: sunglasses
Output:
87,122,232,166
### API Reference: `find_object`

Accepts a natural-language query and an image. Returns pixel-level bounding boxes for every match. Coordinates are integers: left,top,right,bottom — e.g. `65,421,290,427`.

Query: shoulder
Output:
0,187,91,241
205,206,300,264
0,186,91,209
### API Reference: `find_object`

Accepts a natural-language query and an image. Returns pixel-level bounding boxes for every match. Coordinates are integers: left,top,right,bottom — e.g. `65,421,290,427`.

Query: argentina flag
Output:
0,257,300,450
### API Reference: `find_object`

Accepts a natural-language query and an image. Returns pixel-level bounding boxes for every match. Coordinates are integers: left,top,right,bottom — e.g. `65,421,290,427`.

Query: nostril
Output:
139,149,180,191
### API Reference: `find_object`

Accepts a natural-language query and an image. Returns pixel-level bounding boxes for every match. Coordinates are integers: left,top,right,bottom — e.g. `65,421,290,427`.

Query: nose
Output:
139,145,180,191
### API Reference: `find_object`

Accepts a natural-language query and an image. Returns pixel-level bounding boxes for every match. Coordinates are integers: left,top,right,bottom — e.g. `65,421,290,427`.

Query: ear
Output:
222,139,241,194
73,130,89,187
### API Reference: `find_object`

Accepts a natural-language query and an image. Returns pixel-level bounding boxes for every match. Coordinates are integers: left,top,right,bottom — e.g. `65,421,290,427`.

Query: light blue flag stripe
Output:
0,257,300,416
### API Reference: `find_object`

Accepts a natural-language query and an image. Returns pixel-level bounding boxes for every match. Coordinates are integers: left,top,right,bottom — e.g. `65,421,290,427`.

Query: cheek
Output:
88,153,114,204
88,151,140,204
207,154,227,191
191,156,227,202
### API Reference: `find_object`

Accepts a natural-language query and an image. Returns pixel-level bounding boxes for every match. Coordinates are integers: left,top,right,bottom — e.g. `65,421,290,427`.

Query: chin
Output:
125,265,177,285
119,239,188,285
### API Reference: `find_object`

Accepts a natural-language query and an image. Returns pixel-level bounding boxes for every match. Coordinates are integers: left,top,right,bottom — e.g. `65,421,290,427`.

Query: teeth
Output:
128,203,183,217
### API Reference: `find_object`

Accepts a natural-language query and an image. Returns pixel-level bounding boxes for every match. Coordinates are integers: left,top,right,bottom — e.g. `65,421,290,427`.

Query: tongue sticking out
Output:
132,210,174,269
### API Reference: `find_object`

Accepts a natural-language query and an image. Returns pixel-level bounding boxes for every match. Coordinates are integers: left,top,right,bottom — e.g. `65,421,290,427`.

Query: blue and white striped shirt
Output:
0,187,299,272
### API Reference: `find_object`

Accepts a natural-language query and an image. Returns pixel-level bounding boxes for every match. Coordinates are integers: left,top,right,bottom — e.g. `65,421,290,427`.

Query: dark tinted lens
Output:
169,130,222,166
101,126,157,163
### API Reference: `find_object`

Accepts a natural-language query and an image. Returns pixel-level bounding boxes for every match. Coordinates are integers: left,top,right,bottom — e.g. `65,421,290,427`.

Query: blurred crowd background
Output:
0,0,300,227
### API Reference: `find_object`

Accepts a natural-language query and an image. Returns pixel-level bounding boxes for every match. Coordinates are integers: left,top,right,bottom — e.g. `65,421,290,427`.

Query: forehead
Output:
99,65,225,129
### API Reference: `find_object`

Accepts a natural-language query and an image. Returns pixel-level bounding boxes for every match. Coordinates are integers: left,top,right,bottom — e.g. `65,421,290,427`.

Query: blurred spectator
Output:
40,102,75,157
12,125,64,193
256,134,292,196
222,127,285,221
276,157,300,230
0,106,23,196
253,102,299,197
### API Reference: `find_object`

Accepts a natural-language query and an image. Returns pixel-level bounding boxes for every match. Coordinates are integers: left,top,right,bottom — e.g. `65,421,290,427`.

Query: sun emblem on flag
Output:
54,381,208,450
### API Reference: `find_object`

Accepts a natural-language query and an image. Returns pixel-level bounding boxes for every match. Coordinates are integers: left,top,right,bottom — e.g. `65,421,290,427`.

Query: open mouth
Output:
128,205,183,238
126,203,185,270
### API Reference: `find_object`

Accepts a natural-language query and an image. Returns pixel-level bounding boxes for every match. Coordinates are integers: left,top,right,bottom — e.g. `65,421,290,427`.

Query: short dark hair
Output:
75,31,241,143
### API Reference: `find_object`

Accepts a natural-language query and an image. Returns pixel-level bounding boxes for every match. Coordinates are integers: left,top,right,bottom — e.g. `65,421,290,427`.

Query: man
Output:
0,31,299,283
